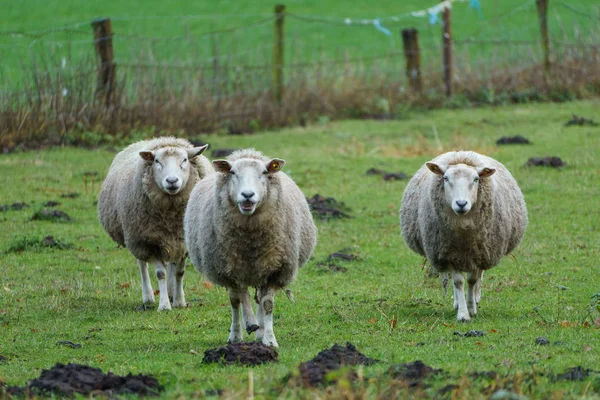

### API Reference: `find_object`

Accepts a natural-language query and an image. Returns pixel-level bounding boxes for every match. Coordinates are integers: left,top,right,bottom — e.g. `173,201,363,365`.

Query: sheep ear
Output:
213,160,232,173
477,166,496,178
139,151,155,163
187,144,209,160
426,162,446,175
266,158,285,174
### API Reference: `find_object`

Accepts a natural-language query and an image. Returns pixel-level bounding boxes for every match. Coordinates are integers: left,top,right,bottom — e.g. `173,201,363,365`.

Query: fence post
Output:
273,4,286,104
442,3,452,97
401,28,423,93
536,0,550,72
91,18,116,107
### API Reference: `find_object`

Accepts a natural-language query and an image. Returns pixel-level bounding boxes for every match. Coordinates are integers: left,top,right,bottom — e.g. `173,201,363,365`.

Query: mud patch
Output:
299,342,378,387
565,115,598,127
555,366,596,381
44,201,61,207
31,208,72,222
365,168,409,181
60,192,80,199
6,363,162,397
535,337,550,345
212,148,239,158
57,340,82,349
6,235,74,253
307,194,352,221
202,342,278,367
388,360,441,387
524,156,566,168
496,135,531,145
0,202,29,212
454,330,485,338
316,248,362,273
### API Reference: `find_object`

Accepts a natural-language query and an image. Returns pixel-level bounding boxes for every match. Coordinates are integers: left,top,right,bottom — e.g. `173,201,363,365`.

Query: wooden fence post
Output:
273,4,286,104
442,3,452,97
536,0,550,72
91,18,116,107
401,28,423,93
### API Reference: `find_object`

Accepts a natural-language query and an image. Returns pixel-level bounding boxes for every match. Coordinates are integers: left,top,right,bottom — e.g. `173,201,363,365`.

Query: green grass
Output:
1,0,599,88
1,100,600,398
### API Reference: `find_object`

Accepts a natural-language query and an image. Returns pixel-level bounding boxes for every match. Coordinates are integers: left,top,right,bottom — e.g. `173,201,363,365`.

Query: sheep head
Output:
213,157,286,216
426,161,495,216
139,144,208,195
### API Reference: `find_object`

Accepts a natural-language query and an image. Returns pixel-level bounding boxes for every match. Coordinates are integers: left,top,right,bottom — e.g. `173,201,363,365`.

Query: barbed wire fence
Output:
0,0,599,148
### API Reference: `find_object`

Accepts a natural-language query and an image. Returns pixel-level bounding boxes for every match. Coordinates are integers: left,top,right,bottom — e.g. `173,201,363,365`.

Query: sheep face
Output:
140,145,208,195
213,157,286,216
426,162,495,216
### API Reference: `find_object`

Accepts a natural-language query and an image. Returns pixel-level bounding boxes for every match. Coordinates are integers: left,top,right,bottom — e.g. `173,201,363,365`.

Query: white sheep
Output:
98,137,212,311
184,149,317,347
400,151,527,321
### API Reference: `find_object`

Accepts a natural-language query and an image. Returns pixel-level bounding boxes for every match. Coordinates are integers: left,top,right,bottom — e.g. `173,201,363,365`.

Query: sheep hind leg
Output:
150,260,172,311
171,260,187,308
467,270,481,318
228,290,244,343
259,287,279,348
239,289,259,334
137,259,155,305
452,272,470,322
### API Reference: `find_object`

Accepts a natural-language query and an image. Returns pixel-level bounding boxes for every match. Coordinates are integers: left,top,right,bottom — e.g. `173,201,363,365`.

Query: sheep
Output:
400,151,527,322
184,149,317,347
98,137,212,311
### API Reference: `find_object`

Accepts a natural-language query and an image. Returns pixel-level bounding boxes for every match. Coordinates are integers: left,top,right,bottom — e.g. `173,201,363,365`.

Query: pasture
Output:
1,100,599,398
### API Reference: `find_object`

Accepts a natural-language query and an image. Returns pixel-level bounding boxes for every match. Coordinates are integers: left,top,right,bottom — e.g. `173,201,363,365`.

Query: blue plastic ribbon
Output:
470,0,483,16
373,18,391,36
428,10,439,24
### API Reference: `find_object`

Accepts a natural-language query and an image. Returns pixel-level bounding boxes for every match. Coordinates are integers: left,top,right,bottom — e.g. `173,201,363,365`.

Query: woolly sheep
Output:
98,137,212,311
400,151,527,321
184,149,317,347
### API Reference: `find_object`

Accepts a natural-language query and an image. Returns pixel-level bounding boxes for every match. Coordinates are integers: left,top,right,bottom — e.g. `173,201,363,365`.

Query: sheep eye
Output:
474,177,480,183
443,176,449,182
229,170,235,176
262,170,268,175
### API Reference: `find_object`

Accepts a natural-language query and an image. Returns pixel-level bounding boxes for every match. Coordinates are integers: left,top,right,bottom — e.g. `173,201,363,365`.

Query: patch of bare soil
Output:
31,208,72,222
496,136,531,145
454,330,485,337
6,363,162,397
202,342,278,367
299,342,378,387
555,366,596,381
316,248,362,273
306,194,352,221
524,157,567,168
565,115,598,127
388,360,441,387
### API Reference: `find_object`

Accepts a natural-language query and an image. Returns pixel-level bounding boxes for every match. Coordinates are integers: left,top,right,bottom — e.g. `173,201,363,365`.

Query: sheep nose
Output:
241,191,255,200
456,200,468,209
166,176,179,185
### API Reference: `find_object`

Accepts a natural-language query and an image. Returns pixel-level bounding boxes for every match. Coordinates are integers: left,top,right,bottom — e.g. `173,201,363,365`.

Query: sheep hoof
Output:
157,304,172,311
262,336,279,348
457,313,471,322
246,324,259,334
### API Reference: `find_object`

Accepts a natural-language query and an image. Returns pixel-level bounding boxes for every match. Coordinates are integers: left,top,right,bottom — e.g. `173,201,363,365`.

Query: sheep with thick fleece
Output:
184,149,317,347
400,151,527,321
98,137,211,311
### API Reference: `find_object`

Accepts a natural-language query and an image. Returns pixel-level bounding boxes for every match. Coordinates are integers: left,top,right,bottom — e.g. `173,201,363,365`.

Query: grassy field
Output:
2,0,599,88
1,100,599,398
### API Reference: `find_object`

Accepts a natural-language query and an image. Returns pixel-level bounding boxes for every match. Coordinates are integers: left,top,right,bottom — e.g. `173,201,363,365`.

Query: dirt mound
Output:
43,201,61,207
6,235,73,253
0,202,28,212
316,248,362,273
365,168,408,181
60,192,80,199
565,115,598,127
307,194,352,220
555,366,596,381
202,342,278,366
496,135,531,145
299,342,378,387
525,156,566,168
388,360,441,386
31,208,72,222
6,363,162,397
454,330,485,337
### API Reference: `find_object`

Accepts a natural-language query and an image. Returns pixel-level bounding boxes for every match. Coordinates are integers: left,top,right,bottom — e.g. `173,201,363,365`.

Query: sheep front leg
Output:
239,289,259,334
467,270,481,318
259,287,278,348
228,290,244,343
255,290,264,341
150,260,172,311
137,259,155,304
167,263,176,301
171,260,187,308
474,270,483,304
452,272,470,322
